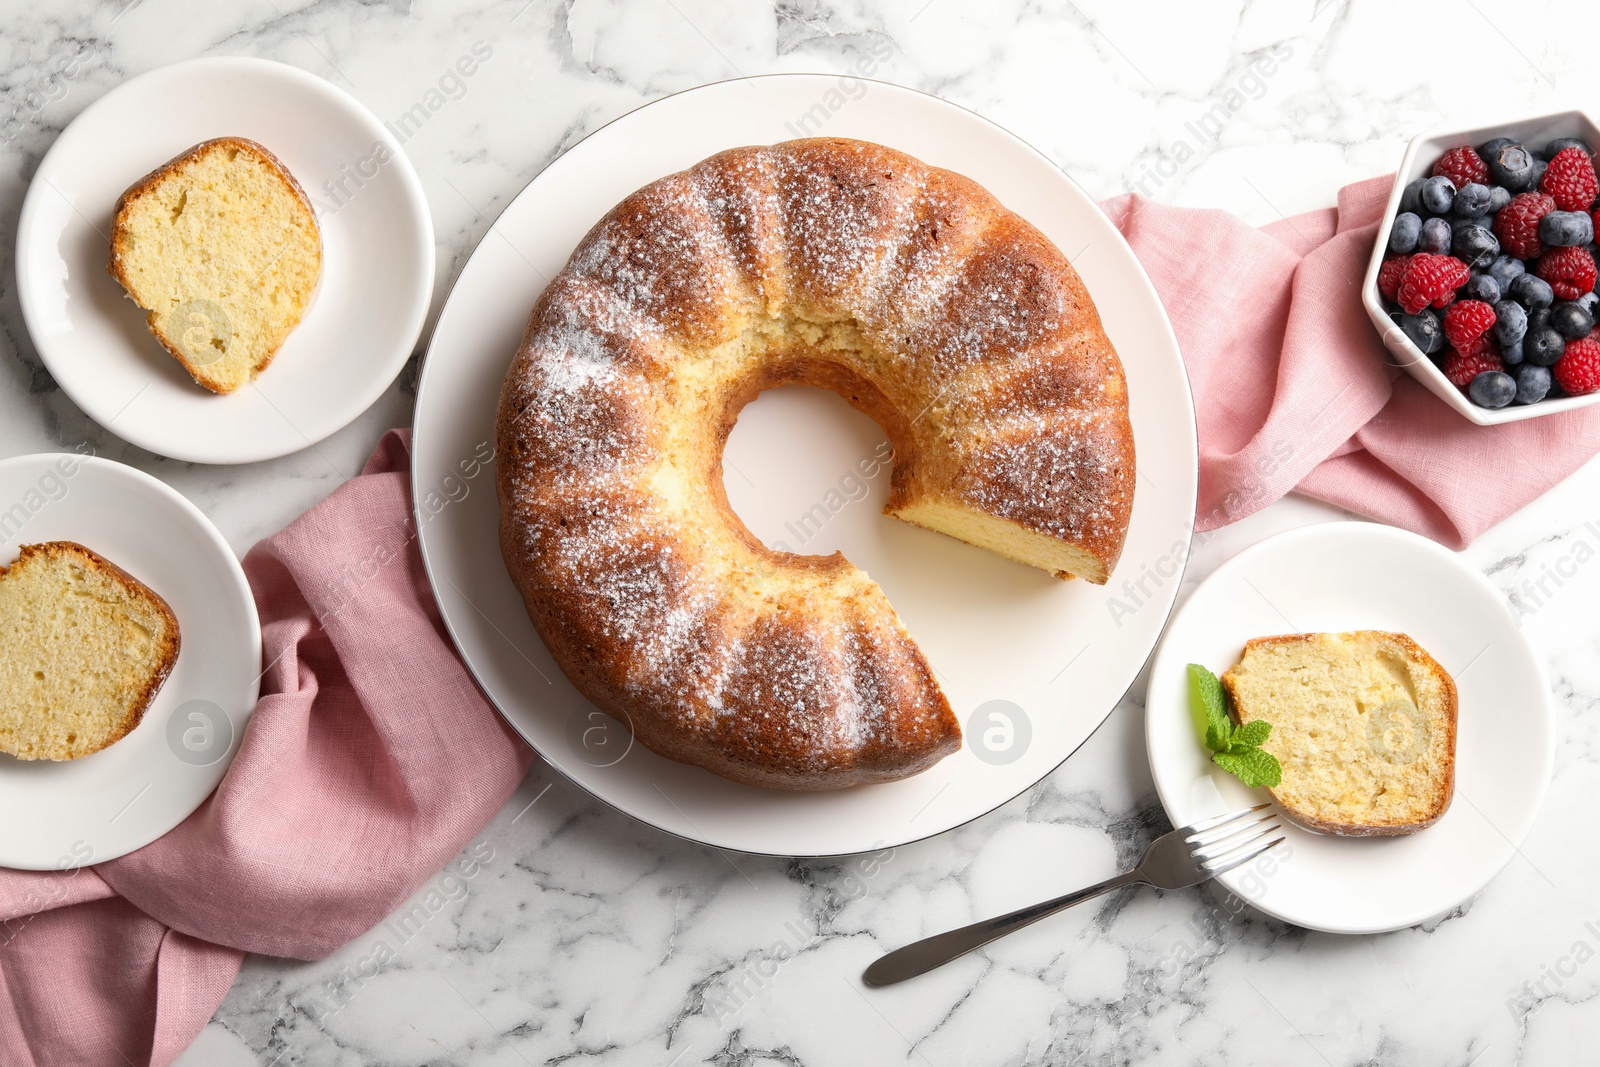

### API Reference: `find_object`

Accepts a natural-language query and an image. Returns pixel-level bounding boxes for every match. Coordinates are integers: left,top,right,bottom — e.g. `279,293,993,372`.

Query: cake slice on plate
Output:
108,136,322,394
0,542,180,760
1223,630,1457,836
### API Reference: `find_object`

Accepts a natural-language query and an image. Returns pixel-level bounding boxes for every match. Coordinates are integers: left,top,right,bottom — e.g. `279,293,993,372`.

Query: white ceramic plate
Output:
412,75,1198,857
0,454,260,870
15,57,433,464
1146,522,1553,933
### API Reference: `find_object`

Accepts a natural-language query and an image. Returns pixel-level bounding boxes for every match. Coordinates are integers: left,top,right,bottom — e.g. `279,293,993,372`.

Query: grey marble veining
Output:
3,0,1600,1064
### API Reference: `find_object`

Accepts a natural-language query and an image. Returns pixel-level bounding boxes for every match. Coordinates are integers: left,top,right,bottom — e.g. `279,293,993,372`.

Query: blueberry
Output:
1542,137,1593,159
1525,326,1566,366
1528,307,1551,335
1510,273,1555,310
1419,216,1453,254
1399,309,1444,354
1578,291,1600,314
1389,211,1422,253
1480,136,1519,157
1501,339,1525,366
1531,157,1548,187
1469,370,1517,408
1420,175,1456,214
1463,273,1501,303
1539,210,1594,247
1488,144,1538,191
1399,177,1427,216
1453,183,1493,218
1493,299,1528,344
1550,301,1595,339
1487,253,1526,291
1452,221,1500,266
1488,186,1512,214
1514,364,1553,404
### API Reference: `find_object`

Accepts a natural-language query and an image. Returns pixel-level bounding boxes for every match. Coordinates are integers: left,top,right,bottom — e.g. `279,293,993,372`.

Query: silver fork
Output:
862,805,1284,987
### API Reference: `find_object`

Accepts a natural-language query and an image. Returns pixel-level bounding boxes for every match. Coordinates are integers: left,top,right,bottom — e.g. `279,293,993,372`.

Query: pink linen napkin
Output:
1104,174,1600,547
0,430,536,1067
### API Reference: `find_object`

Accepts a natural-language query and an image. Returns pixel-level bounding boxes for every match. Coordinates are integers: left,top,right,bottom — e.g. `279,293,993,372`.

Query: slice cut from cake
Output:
0,542,180,760
1222,631,1457,836
108,136,322,394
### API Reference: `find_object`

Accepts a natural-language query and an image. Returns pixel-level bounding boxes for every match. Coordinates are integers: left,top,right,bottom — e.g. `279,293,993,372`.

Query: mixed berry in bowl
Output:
1378,138,1600,408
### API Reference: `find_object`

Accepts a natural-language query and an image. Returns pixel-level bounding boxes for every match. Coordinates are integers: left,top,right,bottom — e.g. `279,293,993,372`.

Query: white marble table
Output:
5,1,1599,1063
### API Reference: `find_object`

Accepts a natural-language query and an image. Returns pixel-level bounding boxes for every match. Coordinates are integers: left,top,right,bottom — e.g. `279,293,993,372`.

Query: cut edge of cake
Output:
889,498,1111,583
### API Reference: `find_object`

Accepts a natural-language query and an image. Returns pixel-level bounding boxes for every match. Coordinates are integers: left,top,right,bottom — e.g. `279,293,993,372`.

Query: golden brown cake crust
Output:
107,136,321,393
0,542,180,760
1223,631,1458,836
496,138,1134,790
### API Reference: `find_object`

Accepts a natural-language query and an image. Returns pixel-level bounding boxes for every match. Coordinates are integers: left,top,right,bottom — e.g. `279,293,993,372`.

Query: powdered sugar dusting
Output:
862,177,996,334
705,607,898,772
536,323,617,395
774,140,922,314
956,408,1131,542
564,171,751,346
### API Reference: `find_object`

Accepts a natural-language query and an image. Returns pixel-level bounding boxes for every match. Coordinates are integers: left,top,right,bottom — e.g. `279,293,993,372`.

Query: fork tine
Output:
1189,814,1276,851
1182,803,1270,838
1201,832,1286,876
1195,824,1282,864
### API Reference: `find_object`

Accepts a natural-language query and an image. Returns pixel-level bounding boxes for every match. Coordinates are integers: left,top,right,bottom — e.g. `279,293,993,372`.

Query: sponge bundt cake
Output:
496,138,1134,790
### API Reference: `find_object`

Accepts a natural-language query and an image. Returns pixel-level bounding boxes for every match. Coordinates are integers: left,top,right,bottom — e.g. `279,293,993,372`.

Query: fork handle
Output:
862,869,1146,987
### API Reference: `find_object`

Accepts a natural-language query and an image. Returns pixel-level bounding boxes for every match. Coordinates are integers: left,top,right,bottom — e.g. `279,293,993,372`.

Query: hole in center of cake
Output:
721,383,895,557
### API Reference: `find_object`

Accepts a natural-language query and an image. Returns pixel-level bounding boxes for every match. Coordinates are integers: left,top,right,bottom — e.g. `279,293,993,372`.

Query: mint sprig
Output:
1186,663,1282,789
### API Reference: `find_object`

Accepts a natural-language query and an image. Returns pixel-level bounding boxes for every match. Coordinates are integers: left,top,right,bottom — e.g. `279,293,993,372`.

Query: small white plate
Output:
1146,522,1553,933
15,57,433,464
0,453,260,869
413,75,1199,857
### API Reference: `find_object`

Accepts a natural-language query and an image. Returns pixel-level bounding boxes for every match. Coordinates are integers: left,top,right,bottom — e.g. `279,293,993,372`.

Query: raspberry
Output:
1539,147,1599,212
1494,191,1556,260
1553,336,1600,395
1443,345,1503,387
1536,246,1598,300
1378,255,1411,302
1396,254,1470,315
1432,146,1489,189
1443,300,1497,349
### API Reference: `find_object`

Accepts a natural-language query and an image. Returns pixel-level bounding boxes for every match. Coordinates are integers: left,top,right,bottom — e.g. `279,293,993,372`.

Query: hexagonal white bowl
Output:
1362,109,1600,425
